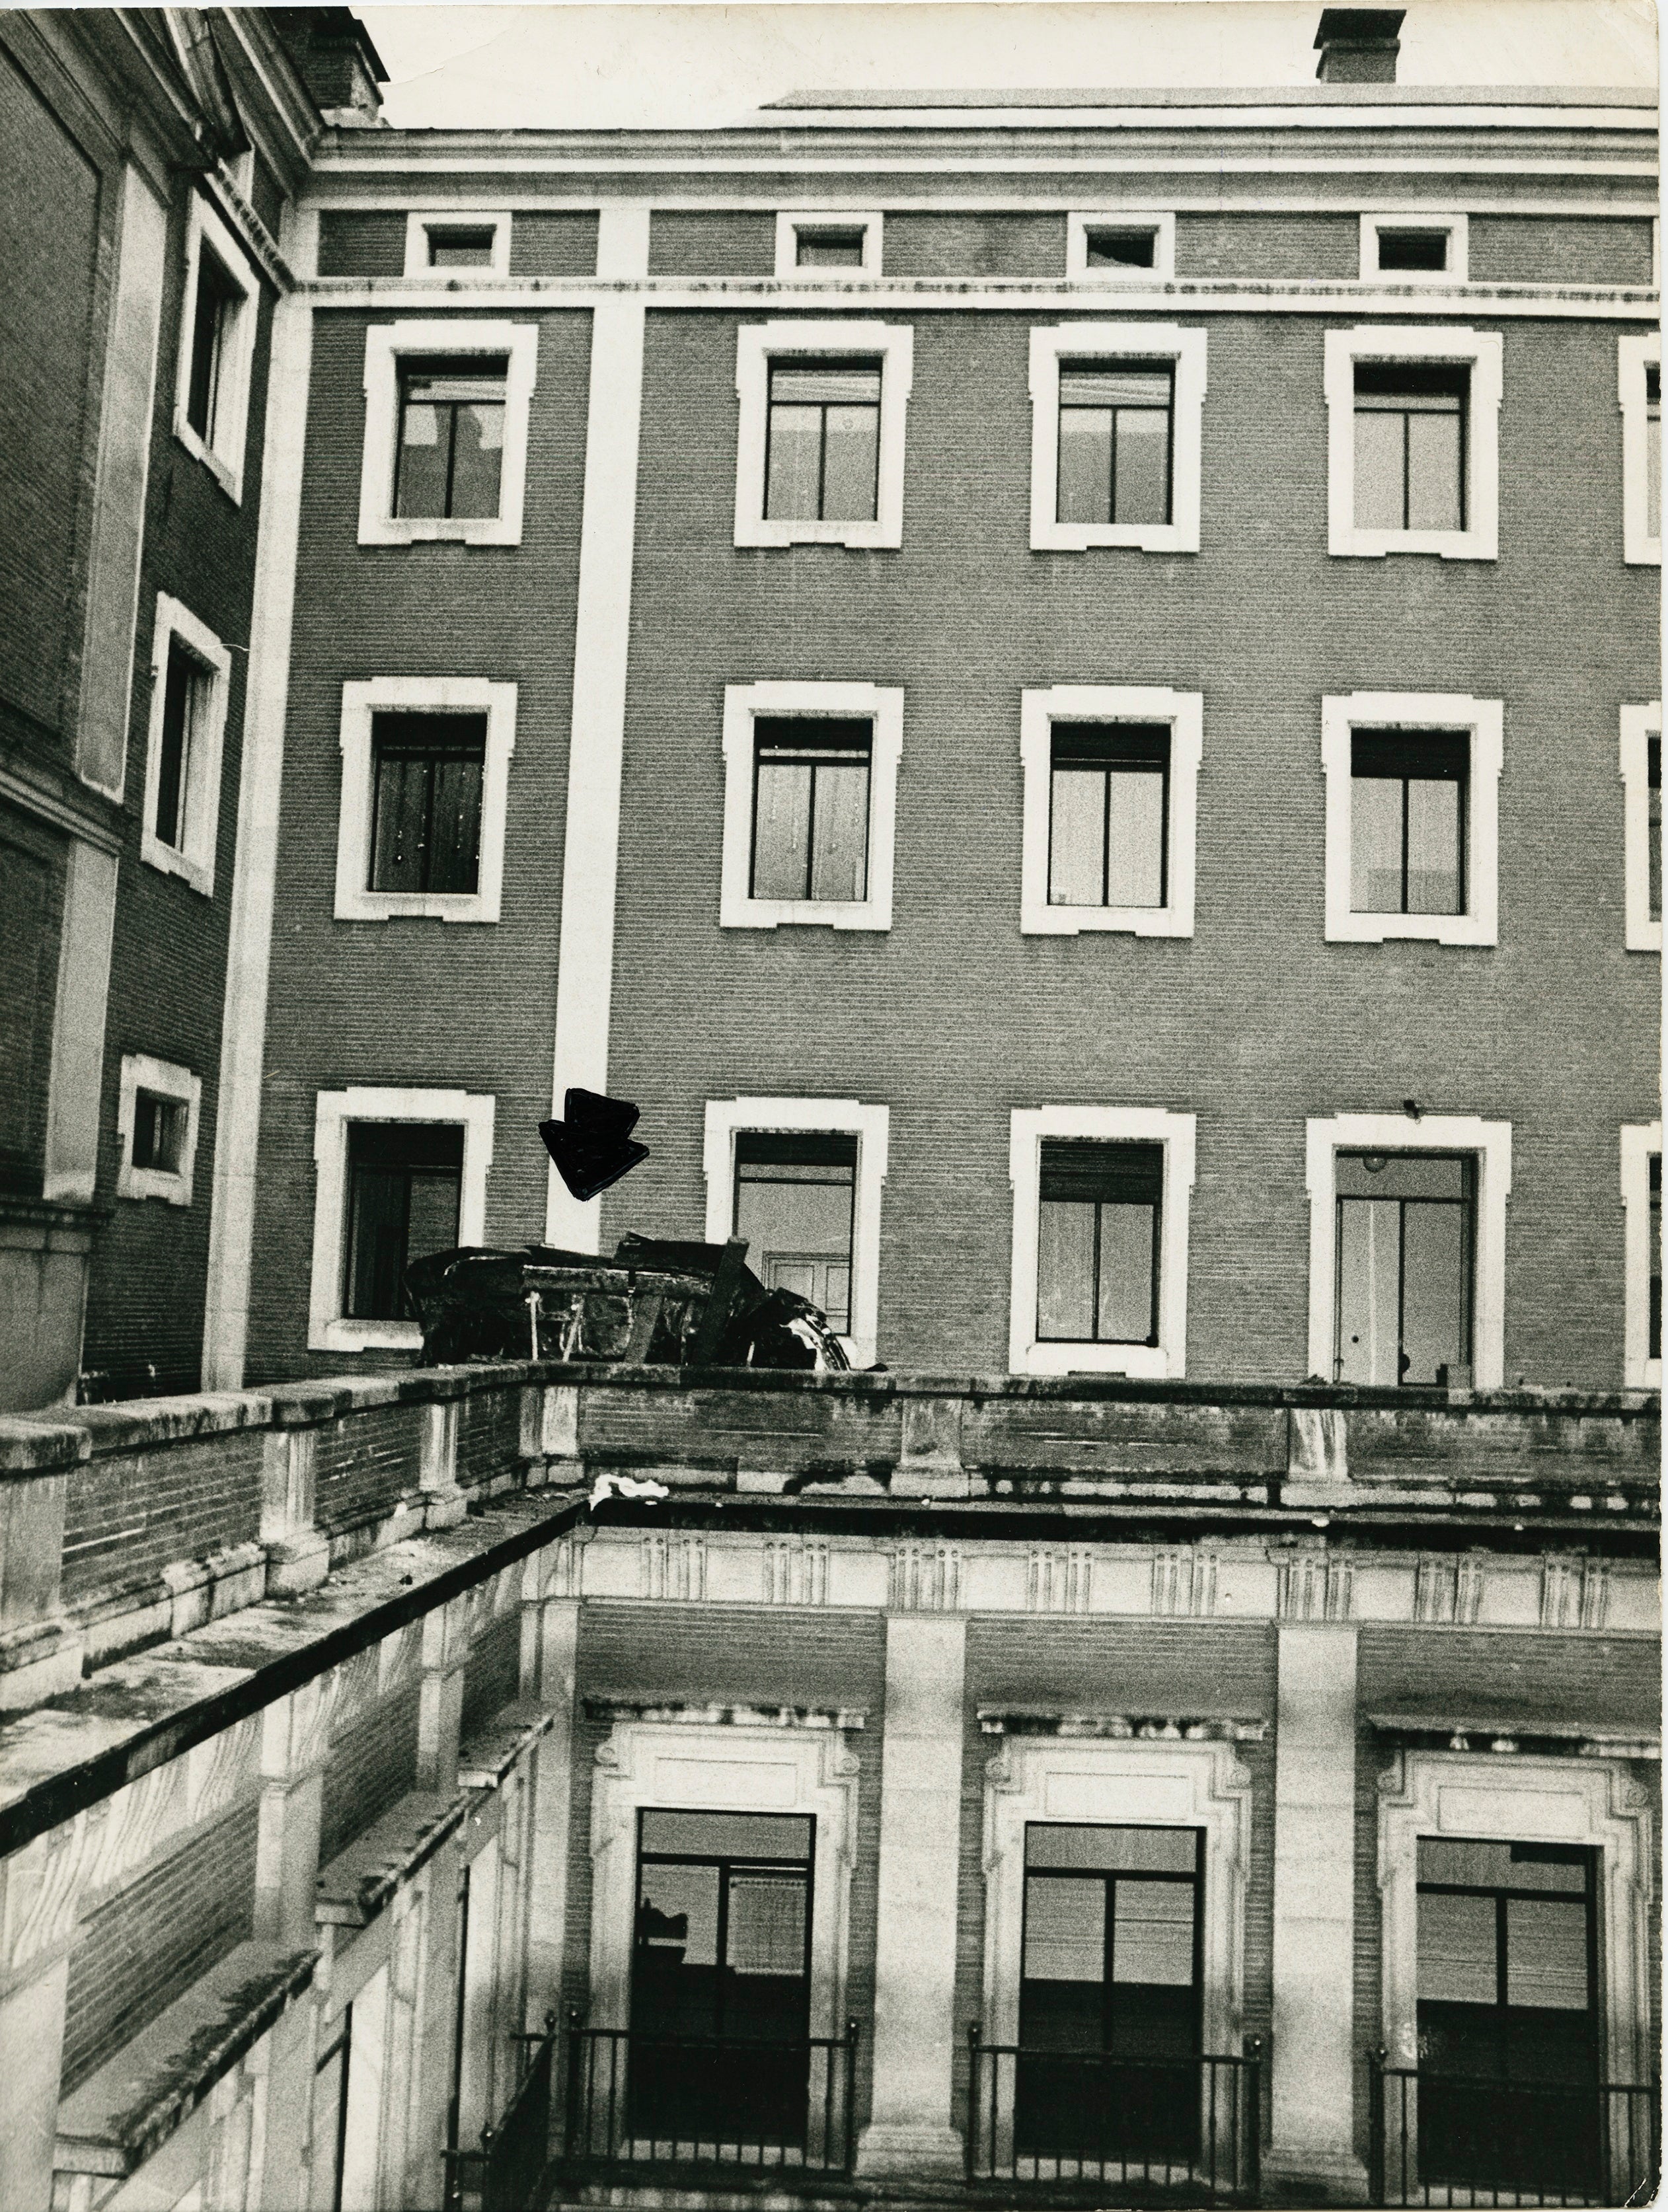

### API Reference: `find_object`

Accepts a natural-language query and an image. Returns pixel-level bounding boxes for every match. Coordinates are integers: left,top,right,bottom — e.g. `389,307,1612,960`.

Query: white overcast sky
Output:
357,0,1658,131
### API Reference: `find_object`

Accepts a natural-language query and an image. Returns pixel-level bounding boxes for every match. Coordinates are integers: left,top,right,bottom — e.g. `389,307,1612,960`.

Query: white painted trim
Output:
1619,702,1662,952
1359,211,1468,283
1019,685,1201,937
981,1732,1251,2164
1008,1105,1196,1378
116,1052,202,1208
545,210,650,1251
1620,1122,1662,1389
402,209,513,278
586,1716,860,2049
1321,692,1503,946
718,681,903,932
358,320,539,546
41,843,119,1207
1377,1750,1653,2083
202,278,313,1391
172,190,260,504
774,210,883,278
1065,211,1176,282
139,593,233,899
1305,1112,1512,1387
702,1096,890,1368
1028,322,1207,554
734,320,913,549
1618,331,1661,567
304,190,1660,223
334,677,517,923
1324,324,1502,560
308,1087,495,1353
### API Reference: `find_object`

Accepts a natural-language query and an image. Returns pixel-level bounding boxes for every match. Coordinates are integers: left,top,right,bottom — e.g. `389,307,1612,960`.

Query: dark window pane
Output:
1027,1825,1197,1874
1040,1139,1164,1206
1024,1874,1105,1983
1648,371,1661,541
1059,365,1173,528
1354,362,1467,531
369,714,487,895
640,1810,813,1860
1419,1890,1497,2005
186,245,239,441
752,721,871,902
344,1122,463,1321
132,1091,186,1173
795,227,866,267
808,758,869,899
394,358,508,519
153,642,197,851
765,361,882,523
1649,736,1661,923
1038,1143,1163,1345
1336,1154,1474,1385
735,1135,856,1334
1650,1152,1661,1364
426,226,496,266
1112,1881,1194,1986
394,394,448,517
1351,732,1468,914
1505,1899,1590,2010
1355,361,1468,407
445,402,506,518
1376,229,1450,272
1084,227,1157,269
752,758,813,897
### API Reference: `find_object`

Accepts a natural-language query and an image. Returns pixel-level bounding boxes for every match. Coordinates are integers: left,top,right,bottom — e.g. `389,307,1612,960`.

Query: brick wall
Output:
457,1386,523,1491
510,211,598,277
319,1679,423,1865
61,1798,258,2094
461,1604,523,1742
59,1428,266,1605
312,1402,420,1534
318,209,405,276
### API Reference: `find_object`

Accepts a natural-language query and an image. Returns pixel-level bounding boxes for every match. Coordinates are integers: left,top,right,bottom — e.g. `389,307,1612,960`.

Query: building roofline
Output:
760,83,1655,111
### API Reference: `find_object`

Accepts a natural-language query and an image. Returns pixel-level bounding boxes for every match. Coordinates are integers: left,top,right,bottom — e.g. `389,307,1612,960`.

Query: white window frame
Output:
172,191,259,503
1029,322,1207,555
1618,332,1661,568
1065,212,1177,283
402,210,513,279
116,1052,202,1208
774,211,883,279
358,320,539,548
703,1096,889,1368
1020,684,1202,938
1008,1105,1196,1379
734,320,913,550
1619,702,1662,952
1321,692,1503,947
140,592,232,898
333,677,517,924
718,681,903,932
1305,1112,1511,1389
1325,326,1501,561
1358,212,1468,285
1620,1121,1661,1389
308,1086,495,1352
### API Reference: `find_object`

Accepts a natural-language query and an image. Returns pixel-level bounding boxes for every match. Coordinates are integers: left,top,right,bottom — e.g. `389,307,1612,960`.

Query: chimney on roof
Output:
1314,8,1406,82
272,8,388,125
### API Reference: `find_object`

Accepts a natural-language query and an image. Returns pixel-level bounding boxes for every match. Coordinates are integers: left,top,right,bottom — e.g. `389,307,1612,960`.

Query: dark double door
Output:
628,1809,814,2149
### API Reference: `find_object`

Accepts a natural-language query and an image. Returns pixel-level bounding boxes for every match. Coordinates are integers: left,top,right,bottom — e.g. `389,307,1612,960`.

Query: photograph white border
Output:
1305,1111,1511,1387
703,1095,890,1368
1358,212,1468,285
1618,331,1661,567
334,677,518,924
1029,322,1207,553
734,320,913,549
402,210,513,279
1020,684,1202,938
308,1086,496,1352
719,681,903,932
140,592,232,898
358,320,539,547
1324,325,1501,560
1618,702,1662,951
774,211,883,279
1008,1105,1196,1378
1065,212,1178,283
172,190,260,503
116,1053,202,1208
1321,692,1503,946
1620,1121,1662,1389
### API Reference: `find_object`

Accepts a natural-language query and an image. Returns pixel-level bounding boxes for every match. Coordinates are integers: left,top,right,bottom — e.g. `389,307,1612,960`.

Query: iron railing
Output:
965,2026,1262,2203
561,2014,862,2175
1368,2052,1661,2207
443,2011,558,2212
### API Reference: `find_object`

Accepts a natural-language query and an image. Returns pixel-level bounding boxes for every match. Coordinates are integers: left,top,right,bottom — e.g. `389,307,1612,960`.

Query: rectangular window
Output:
1648,363,1661,545
343,1122,464,1321
1375,229,1451,274
749,718,871,903
1036,1140,1163,1346
1335,1152,1474,1386
734,1132,857,1334
764,359,882,523
1048,723,1170,909
1353,362,1467,534
425,225,496,268
395,357,508,521
153,638,208,852
368,712,488,895
1057,362,1173,528
132,1090,187,1175
1349,731,1468,916
1083,226,1158,271
185,243,243,447
1649,737,1663,926
1651,1152,1661,1366
796,227,866,268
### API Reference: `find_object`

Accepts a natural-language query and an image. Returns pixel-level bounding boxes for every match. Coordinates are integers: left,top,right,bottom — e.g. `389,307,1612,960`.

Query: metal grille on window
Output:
395,356,508,519
1036,1140,1163,1346
344,1122,464,1321
1057,362,1173,527
765,359,882,521
368,712,488,895
750,718,871,903
1048,723,1170,908
1353,361,1468,533
1349,730,1468,916
1335,1151,1474,1386
734,1131,858,1335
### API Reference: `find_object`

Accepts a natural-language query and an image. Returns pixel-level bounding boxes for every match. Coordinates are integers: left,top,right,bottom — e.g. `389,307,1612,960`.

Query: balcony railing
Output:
561,2016,861,2176
1367,2052,1661,2207
443,2011,558,2212
966,2026,1263,2203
